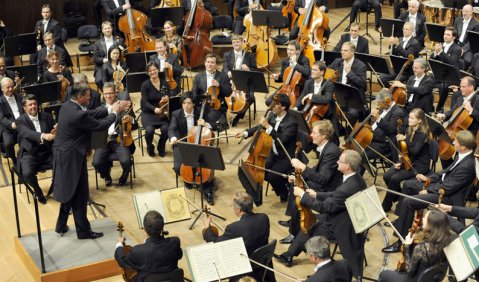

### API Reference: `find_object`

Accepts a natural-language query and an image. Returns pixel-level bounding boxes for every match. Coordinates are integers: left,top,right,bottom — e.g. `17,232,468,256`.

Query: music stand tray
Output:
7,64,37,85
426,114,450,142
238,159,263,207
426,23,446,43
4,33,37,57
150,7,184,28
251,10,284,27
428,59,461,85
168,96,182,116
355,53,391,74
389,55,410,75
442,0,468,8
333,82,365,110
379,18,405,38
126,72,149,93
231,70,268,94
23,81,61,104
289,109,311,134
317,51,341,66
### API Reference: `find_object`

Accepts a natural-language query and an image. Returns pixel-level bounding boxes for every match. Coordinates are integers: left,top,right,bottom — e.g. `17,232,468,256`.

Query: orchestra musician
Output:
101,45,128,88
381,108,432,212
274,149,366,279
289,0,328,41
453,4,479,69
140,61,171,157
149,38,183,95
162,21,183,59
0,77,24,163
181,0,218,16
346,0,382,32
192,53,232,125
0,56,17,96
397,0,426,47
393,0,408,19
232,0,261,35
101,0,130,24
115,210,183,282
64,73,102,110
37,32,67,82
93,21,126,90
378,209,453,281
92,82,137,187
304,236,353,282
42,51,74,86
222,35,257,127
236,93,299,202
333,22,369,54
202,191,271,281
16,94,56,205
382,130,476,253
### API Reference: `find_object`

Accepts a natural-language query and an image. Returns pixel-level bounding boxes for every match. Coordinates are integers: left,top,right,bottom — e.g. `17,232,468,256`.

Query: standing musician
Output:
390,58,434,115
329,42,367,130
202,191,271,281
16,94,55,205
101,45,128,89
347,0,382,32
93,21,126,90
274,150,366,279
42,51,74,86
149,38,183,95
397,0,426,47
64,74,102,110
378,210,453,281
53,82,130,239
181,0,218,15
192,53,232,125
92,82,137,187
381,108,432,212
382,130,476,253
141,61,171,158
333,22,369,54
222,35,257,127
453,4,479,69
162,21,183,58
115,210,183,282
236,93,299,202
0,77,24,163
288,0,328,41
36,32,67,82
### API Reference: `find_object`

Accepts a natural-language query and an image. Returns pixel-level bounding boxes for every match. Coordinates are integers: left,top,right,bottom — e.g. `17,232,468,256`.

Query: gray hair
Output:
375,88,392,102
305,236,331,260
343,149,362,172
408,0,419,8
72,73,88,84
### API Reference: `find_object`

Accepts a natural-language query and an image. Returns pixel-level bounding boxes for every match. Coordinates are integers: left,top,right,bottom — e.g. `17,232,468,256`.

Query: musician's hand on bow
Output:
463,100,473,113
161,95,169,102
291,158,306,171
164,62,172,69
404,232,414,246
306,189,317,198
198,118,206,126
393,163,401,170
122,3,131,10
396,134,406,141
434,42,442,54
170,137,178,145
201,215,212,228
435,203,452,213
288,175,296,184
117,236,126,244
235,131,247,138
371,108,380,120
416,174,428,182
436,113,446,121
272,73,279,80
419,189,428,195
302,94,312,105
388,36,398,45
260,117,270,129
122,115,132,123
293,186,305,197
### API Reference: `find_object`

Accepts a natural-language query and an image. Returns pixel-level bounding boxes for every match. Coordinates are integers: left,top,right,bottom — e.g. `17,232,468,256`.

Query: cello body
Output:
118,1,156,52
278,65,304,107
182,1,213,68
297,2,329,66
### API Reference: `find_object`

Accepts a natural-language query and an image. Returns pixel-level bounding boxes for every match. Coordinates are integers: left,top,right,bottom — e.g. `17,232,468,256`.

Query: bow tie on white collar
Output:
29,116,39,122
185,113,194,118
275,117,283,122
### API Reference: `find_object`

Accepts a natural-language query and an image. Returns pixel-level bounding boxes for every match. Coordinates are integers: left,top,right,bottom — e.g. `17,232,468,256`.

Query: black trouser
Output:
350,0,382,27
145,122,168,154
2,130,17,162
382,167,416,211
265,154,291,199
92,140,132,178
19,151,52,197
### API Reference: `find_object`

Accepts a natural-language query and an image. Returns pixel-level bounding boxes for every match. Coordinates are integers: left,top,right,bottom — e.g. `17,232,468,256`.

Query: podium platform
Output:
15,218,135,282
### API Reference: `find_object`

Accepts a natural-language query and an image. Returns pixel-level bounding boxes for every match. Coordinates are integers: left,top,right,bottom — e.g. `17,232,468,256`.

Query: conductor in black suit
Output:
274,149,366,279
202,191,272,281
64,73,102,110
397,0,426,47
333,23,369,54
16,95,55,205
304,236,353,282
115,210,183,282
53,82,130,239
0,77,24,163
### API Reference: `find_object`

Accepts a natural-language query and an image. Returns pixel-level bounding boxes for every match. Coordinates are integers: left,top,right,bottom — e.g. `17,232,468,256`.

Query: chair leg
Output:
176,174,179,187
265,182,269,196
95,169,99,190
129,169,133,189
331,243,339,258
248,106,252,129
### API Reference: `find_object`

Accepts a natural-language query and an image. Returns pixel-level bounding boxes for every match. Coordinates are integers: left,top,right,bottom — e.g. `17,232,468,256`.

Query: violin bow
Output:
276,138,311,190
375,186,447,214
240,254,302,282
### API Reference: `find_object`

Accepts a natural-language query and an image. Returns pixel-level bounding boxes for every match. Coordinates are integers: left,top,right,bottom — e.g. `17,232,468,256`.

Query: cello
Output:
117,222,137,282
294,142,316,234
118,0,156,52
182,0,213,68
389,54,414,107
277,49,305,107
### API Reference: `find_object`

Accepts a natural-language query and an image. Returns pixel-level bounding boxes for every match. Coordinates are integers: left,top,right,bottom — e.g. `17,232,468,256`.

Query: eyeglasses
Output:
103,92,115,96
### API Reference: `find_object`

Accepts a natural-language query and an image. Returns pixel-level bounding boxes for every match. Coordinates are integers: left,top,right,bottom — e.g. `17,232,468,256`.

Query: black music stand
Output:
125,52,148,73
7,64,37,85
379,19,404,38
425,23,446,44
168,95,182,116
238,159,263,207
426,114,449,141
442,0,468,23
126,72,149,93
88,131,109,217
355,53,392,107
467,30,479,54
389,55,410,76
4,33,37,58
23,81,61,104
252,10,283,90
428,58,461,86
150,7,184,28
334,82,366,110
316,51,341,66
177,142,226,229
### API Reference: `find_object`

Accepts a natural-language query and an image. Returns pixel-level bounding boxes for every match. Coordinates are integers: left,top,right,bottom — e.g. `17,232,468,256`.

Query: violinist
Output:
36,32,67,82
149,38,183,95
274,150,366,279
0,77,24,163
64,73,102,110
42,51,74,86
333,22,369,54
383,130,475,253
378,209,453,281
397,0,426,47
114,210,183,282
161,21,183,58
202,191,271,281
288,0,328,41
381,108,431,212
16,94,56,205
92,82,137,187
222,35,257,126
101,45,128,90
192,53,232,124
347,0,382,32
140,61,171,157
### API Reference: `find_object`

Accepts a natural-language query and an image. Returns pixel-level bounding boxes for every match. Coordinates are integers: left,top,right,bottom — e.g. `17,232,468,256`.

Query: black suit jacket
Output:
16,112,55,157
0,94,24,135
444,93,479,136
393,36,421,58
302,141,342,192
294,0,328,13
114,236,183,282
333,34,369,54
295,78,335,116
276,55,310,83
430,43,463,70
405,74,434,114
454,16,479,52
167,107,216,139
64,87,102,110
36,46,66,80
372,103,404,144
34,18,62,47
222,50,257,75
398,12,426,46
329,57,367,106
192,71,232,112
149,53,183,80
101,0,126,18
449,206,479,234
304,259,353,282
93,37,125,70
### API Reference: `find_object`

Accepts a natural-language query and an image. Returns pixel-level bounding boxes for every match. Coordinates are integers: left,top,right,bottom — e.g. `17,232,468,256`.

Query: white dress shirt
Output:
6,95,20,119
266,113,286,155
460,18,471,43
206,71,215,89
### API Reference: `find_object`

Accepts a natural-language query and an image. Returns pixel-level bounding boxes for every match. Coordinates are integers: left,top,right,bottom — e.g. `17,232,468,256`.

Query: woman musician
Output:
162,21,183,58
42,51,73,102
149,38,183,95
101,45,128,92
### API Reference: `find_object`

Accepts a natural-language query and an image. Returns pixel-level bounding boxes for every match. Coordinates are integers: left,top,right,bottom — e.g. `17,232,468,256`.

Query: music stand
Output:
428,59,461,86
425,23,446,44
168,95,182,116
125,52,148,73
43,104,62,122
4,33,37,58
426,114,449,141
23,81,61,105
88,131,109,216
379,18,404,38
177,142,226,229
442,0,468,23
355,53,392,107
389,55,410,76
252,10,283,90
317,51,341,66
334,82,365,110
126,72,149,93
467,30,479,54
238,159,262,207
150,7,184,28
231,70,268,94
7,64,37,85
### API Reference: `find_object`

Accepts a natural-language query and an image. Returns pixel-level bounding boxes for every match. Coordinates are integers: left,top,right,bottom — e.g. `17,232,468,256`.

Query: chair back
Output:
417,263,448,282
143,268,184,282
213,15,233,30
77,25,100,40
249,240,277,281
429,139,439,170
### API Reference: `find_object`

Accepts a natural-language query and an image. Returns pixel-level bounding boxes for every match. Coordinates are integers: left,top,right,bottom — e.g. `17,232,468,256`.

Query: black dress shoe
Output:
105,175,112,187
55,226,69,236
119,171,129,186
34,191,47,205
278,219,290,227
231,116,240,127
382,240,402,253
147,145,155,157
383,219,397,228
279,195,287,203
78,231,104,240
205,193,214,205
273,253,293,267
279,234,295,244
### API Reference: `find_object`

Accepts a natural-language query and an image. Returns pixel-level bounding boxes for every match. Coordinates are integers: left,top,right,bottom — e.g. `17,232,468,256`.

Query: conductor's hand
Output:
42,133,55,141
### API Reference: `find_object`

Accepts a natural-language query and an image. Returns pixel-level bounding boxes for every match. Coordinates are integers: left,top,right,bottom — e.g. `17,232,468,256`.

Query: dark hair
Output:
423,209,452,253
287,40,301,51
146,61,160,73
233,191,253,214
71,82,90,99
107,45,121,64
408,108,433,141
313,61,327,72
143,210,165,238
180,91,194,104
22,94,38,107
41,4,51,10
275,93,291,110
445,26,458,38
205,53,218,63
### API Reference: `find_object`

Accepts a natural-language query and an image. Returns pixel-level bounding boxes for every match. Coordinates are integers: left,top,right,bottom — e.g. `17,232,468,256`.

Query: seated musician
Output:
0,77,24,163
279,120,342,244
140,61,171,157
115,210,183,282
232,0,260,35
93,21,125,90
393,0,407,19
333,22,369,54
92,82,137,187
101,0,131,24
202,191,271,281
235,93,299,202
382,130,476,253
382,108,431,212
181,0,218,16
304,236,353,282
192,53,232,126
42,51,74,87
0,56,18,96
346,0,382,32
378,209,454,281
149,38,183,95
431,27,463,113
390,58,434,115
162,21,183,60
397,0,426,47
289,0,328,41
37,32,66,82
222,35,257,127
453,4,479,69
16,94,56,204
329,42,367,130
274,149,366,279
101,45,128,89
64,73,102,110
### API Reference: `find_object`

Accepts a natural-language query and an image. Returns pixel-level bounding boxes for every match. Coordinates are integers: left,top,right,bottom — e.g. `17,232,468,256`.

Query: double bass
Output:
118,0,156,52
182,0,213,68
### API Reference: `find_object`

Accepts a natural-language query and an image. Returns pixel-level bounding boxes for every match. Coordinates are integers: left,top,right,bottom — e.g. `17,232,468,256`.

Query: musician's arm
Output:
236,0,249,16
405,131,427,157
315,0,328,12
16,119,42,144
293,0,301,14
302,149,339,189
376,107,403,137
167,113,180,141
295,57,311,78
404,243,422,276
310,82,334,104
449,206,479,220
269,120,298,145
114,246,141,270
222,53,231,75
469,96,479,121
219,74,232,97
406,76,433,96
140,83,157,113
295,80,311,108
171,56,183,78
346,62,367,90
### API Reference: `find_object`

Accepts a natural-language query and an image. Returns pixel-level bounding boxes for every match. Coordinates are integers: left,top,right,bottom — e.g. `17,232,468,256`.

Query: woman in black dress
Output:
140,61,171,157
42,50,73,102
101,45,128,90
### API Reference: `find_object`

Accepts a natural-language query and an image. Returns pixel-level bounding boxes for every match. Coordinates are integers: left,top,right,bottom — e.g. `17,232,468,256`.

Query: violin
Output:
59,66,70,102
117,111,134,147
396,120,412,171
207,82,221,111
162,57,177,90
182,0,212,68
389,54,414,107
294,142,316,234
118,0,156,52
117,222,138,282
157,86,170,119
113,66,127,93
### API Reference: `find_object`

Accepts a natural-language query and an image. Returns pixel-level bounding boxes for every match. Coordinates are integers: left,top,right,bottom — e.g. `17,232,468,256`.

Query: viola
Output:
396,119,412,171
164,64,177,91
182,0,213,68
117,113,134,147
118,0,156,52
117,222,138,282
226,88,248,113
113,66,127,93
294,142,316,234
